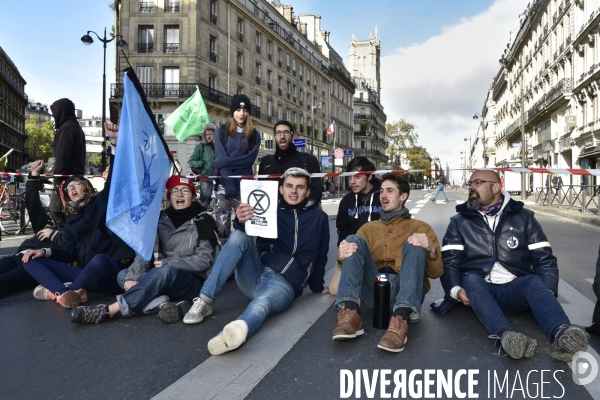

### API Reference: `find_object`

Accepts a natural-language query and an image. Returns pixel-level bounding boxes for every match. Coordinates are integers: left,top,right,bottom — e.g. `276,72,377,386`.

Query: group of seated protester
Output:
0,121,595,361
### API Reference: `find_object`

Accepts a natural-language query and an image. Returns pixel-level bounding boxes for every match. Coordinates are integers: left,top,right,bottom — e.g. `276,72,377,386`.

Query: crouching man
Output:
183,167,330,355
332,173,443,352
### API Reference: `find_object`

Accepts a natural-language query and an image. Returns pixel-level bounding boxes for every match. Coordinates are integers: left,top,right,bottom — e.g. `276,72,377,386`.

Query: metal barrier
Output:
534,185,599,216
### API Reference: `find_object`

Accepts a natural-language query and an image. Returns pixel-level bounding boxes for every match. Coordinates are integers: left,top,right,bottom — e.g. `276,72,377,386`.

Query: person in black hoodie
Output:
48,98,86,225
259,120,322,207
328,156,382,295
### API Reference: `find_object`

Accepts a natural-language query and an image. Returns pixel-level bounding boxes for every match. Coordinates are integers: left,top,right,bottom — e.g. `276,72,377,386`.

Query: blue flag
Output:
106,70,171,261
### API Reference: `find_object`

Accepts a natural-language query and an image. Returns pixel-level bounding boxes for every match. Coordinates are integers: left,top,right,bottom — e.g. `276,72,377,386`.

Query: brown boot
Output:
377,315,408,352
332,309,364,340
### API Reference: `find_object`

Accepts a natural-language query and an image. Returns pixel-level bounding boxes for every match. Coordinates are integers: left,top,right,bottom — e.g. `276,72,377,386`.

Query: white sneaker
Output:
33,285,55,301
183,297,213,324
208,320,248,355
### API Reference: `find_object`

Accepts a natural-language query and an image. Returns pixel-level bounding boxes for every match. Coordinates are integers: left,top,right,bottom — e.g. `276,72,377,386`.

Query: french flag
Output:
327,121,335,135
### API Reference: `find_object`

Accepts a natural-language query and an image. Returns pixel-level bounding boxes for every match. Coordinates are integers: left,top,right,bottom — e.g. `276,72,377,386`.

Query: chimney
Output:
275,5,294,24
321,30,330,44
299,22,307,36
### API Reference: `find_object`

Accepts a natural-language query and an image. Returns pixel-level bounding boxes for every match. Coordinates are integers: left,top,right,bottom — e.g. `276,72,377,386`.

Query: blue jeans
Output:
23,254,124,294
335,235,427,315
198,181,213,208
200,230,295,338
432,184,448,201
116,265,204,317
463,273,570,341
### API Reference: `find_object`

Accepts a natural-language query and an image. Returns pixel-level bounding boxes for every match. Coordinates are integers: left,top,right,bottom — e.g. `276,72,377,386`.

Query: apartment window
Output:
278,105,282,120
164,26,180,53
267,70,272,90
255,63,261,84
267,100,272,117
293,85,297,102
306,69,311,85
138,26,154,53
209,36,217,62
210,1,217,24
299,89,304,106
165,0,180,13
278,76,283,95
164,67,180,97
267,41,272,60
299,63,303,80
286,53,290,72
238,19,244,42
139,1,154,13
237,53,244,75
277,49,282,67
292,58,296,76
137,66,154,83
208,76,216,91
237,86,243,95
286,81,291,100
255,32,261,53
286,109,291,121
255,94,261,110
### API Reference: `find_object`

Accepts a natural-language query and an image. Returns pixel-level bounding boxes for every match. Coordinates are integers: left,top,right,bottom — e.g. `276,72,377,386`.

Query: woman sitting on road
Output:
22,123,135,308
71,175,220,325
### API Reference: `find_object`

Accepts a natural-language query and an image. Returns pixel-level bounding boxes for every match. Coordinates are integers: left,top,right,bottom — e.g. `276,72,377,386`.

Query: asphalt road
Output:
1,189,599,400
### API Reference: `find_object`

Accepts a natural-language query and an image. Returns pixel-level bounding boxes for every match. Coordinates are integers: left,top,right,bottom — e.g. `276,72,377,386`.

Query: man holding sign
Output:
183,168,330,356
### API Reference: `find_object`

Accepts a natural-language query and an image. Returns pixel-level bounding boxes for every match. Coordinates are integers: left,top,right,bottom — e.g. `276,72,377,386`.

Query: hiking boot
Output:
550,324,589,362
377,315,408,352
158,301,191,323
71,304,110,325
56,290,81,309
33,285,57,301
332,309,364,340
208,320,248,356
183,297,213,324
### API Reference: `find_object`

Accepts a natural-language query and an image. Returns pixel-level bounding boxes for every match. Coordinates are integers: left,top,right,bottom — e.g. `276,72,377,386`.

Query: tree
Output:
25,115,54,162
404,146,432,183
385,120,418,169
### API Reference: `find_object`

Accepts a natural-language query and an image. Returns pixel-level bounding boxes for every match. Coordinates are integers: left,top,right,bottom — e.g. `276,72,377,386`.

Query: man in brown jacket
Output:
332,173,443,352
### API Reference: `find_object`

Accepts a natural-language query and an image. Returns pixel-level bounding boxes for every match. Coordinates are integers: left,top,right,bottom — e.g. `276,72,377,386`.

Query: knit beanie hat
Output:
203,122,217,133
230,94,251,116
165,175,196,199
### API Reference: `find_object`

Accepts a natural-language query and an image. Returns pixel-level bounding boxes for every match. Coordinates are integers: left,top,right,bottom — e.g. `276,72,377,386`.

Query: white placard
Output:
240,179,279,238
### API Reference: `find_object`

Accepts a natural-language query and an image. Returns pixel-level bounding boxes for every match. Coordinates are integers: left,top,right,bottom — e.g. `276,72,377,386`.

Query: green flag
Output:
164,86,211,142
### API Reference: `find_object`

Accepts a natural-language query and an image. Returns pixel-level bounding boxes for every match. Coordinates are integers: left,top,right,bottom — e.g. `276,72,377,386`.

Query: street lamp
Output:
81,28,128,172
310,102,322,154
473,113,487,167
500,54,527,200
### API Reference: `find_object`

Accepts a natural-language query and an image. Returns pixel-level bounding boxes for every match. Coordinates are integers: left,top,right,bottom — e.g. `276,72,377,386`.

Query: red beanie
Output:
165,175,196,199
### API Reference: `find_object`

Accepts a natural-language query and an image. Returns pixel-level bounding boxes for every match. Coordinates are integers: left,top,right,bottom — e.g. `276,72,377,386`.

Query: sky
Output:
0,0,527,180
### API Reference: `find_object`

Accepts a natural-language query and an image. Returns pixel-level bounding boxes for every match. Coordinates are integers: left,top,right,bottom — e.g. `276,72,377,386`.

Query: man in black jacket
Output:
440,170,588,361
258,120,321,206
49,98,86,225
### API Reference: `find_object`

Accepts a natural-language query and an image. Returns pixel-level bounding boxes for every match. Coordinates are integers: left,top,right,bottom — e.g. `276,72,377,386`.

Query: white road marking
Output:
410,208,421,214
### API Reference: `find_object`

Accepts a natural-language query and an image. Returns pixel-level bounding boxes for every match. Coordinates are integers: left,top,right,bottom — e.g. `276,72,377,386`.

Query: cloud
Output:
380,0,525,180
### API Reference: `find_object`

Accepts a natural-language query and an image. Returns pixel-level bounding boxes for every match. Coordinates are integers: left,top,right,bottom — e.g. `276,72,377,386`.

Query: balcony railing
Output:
267,82,272,90
110,82,262,119
237,67,244,76
238,32,244,42
286,65,290,72
139,1,154,12
165,1,180,12
278,88,282,95
163,43,180,53
278,60,282,68
286,93,290,100
210,14,217,24
138,43,154,53
255,76,261,85
292,96,296,103
256,44,261,53
267,53,272,61
210,52,217,62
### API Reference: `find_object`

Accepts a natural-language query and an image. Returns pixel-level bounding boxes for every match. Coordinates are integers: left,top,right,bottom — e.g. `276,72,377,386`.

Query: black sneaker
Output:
71,304,110,325
550,324,588,361
158,301,191,323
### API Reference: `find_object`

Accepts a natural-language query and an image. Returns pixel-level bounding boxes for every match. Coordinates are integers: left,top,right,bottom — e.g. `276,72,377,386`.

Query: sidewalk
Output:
524,201,600,228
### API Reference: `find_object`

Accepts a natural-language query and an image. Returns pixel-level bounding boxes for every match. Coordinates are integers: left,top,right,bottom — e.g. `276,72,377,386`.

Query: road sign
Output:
343,149,354,158
293,138,306,148
511,142,522,148
542,139,555,152
334,148,344,159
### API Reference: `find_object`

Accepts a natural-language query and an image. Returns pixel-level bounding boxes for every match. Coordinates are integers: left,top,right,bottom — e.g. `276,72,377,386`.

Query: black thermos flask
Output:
373,273,390,329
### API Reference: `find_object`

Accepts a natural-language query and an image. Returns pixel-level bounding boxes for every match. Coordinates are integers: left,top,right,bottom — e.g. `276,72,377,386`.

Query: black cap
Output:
230,94,251,116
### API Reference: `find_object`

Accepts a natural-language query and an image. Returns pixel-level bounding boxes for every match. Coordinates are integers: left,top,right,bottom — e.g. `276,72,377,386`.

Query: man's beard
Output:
467,192,482,210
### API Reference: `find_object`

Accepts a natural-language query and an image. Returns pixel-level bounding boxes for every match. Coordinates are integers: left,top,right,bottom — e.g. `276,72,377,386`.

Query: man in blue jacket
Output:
183,167,330,355
440,170,588,361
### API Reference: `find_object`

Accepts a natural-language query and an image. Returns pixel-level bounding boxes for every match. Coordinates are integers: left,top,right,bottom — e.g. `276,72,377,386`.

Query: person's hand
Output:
22,249,46,263
154,261,163,268
457,288,471,306
322,286,329,294
124,280,138,291
30,160,45,176
407,233,437,258
104,122,119,146
36,228,54,241
337,240,358,262
236,203,254,224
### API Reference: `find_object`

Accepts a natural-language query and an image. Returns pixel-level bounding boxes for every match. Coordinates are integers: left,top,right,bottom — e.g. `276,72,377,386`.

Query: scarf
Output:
380,207,411,222
165,201,204,229
481,194,504,216
274,143,298,168
279,196,309,210
66,195,95,215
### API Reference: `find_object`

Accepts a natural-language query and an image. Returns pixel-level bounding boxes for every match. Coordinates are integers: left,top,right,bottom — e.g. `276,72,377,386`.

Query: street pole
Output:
519,57,527,200
310,103,314,153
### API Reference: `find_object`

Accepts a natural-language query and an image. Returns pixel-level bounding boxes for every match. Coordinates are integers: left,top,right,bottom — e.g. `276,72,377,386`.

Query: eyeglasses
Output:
170,188,192,195
66,181,83,191
274,130,292,137
205,133,214,136
467,179,497,187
